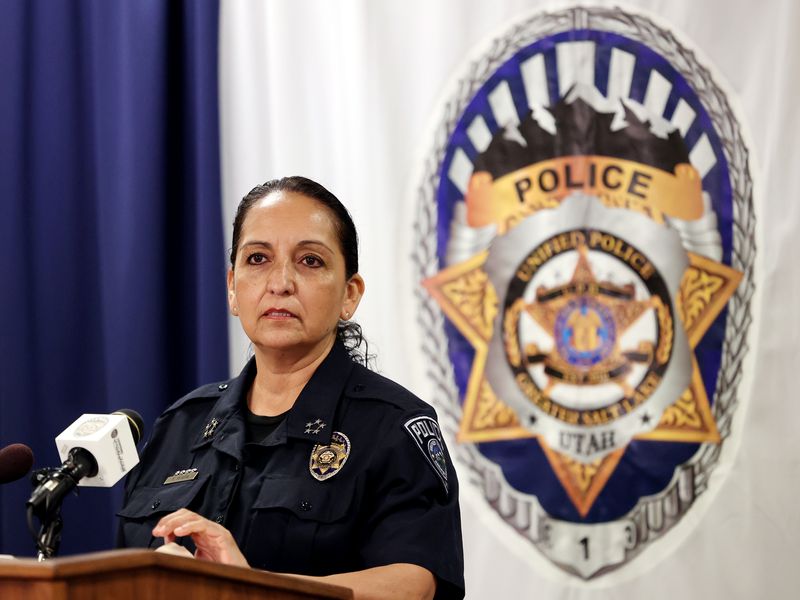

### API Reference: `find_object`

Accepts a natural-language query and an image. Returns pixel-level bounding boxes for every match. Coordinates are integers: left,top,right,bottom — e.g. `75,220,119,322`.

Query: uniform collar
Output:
191,340,355,453
190,359,253,458
285,340,355,444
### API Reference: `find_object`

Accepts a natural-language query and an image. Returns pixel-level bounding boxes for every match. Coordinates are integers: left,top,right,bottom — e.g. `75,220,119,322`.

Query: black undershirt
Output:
243,406,288,444
226,406,289,546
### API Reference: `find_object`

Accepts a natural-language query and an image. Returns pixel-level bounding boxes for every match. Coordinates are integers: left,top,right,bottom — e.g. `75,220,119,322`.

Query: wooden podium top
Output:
0,548,353,600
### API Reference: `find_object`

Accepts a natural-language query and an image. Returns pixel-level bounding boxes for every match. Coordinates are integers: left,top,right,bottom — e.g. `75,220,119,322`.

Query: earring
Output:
342,311,350,320
232,307,239,315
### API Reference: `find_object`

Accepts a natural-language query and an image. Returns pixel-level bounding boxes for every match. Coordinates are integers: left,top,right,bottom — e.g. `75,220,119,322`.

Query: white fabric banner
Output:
219,1,800,597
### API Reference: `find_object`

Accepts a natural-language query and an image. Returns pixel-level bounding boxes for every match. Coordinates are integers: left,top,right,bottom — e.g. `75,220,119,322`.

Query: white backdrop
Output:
219,1,800,597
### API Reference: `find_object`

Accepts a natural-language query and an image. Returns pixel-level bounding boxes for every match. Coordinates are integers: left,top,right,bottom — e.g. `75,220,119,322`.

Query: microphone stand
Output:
27,467,69,560
35,514,63,561
26,470,64,560
26,448,98,560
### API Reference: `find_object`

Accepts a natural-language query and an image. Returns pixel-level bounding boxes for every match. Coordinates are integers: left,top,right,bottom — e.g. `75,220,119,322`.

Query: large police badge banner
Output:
413,6,755,579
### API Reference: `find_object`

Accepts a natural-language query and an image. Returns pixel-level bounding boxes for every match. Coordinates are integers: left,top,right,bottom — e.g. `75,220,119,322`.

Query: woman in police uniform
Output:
117,177,465,599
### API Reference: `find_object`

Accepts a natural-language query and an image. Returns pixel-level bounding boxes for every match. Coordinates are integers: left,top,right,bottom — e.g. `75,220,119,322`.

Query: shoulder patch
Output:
403,415,449,494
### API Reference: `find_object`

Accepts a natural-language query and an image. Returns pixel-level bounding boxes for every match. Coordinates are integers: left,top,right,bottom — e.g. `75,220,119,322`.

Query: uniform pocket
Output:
117,476,209,519
252,477,354,522
117,476,209,548
246,477,357,573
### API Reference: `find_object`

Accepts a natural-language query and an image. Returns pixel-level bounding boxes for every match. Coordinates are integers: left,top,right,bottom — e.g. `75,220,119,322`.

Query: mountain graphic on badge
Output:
415,5,754,579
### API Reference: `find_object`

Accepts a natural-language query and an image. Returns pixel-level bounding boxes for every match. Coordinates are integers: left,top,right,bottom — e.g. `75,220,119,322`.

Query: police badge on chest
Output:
309,431,351,481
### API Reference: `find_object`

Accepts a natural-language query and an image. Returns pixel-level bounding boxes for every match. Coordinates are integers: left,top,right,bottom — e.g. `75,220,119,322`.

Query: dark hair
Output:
231,176,359,277
230,176,370,365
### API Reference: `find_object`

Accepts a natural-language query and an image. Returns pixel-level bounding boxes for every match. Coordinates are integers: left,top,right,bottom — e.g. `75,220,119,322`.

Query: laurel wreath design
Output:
653,296,674,365
503,299,525,368
411,6,756,577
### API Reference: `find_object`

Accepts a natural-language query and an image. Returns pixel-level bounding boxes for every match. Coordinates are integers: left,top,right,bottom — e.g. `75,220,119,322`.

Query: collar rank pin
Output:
304,418,326,435
203,417,219,439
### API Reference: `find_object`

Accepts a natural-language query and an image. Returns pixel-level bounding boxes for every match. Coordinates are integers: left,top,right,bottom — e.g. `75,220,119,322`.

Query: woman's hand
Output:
151,511,434,598
152,509,249,568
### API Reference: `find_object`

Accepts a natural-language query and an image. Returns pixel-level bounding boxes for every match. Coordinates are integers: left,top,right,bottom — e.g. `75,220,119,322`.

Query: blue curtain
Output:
0,0,228,556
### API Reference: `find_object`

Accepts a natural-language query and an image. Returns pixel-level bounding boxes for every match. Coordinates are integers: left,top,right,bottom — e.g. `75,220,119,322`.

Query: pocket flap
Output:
117,476,208,519
251,477,354,523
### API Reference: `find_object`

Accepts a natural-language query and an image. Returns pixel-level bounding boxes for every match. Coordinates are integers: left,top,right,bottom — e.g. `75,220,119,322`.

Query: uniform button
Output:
218,383,229,391
353,384,365,392
215,515,224,523
151,499,161,509
299,500,312,511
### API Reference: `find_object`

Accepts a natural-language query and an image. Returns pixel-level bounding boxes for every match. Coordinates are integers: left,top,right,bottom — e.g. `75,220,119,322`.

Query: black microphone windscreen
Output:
0,443,34,484
112,409,145,445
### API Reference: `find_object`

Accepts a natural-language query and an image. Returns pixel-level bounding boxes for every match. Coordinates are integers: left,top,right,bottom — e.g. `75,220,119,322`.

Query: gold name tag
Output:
163,468,199,485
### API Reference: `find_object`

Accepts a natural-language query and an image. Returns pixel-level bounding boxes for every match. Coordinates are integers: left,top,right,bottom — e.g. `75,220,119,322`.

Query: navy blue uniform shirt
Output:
117,341,465,598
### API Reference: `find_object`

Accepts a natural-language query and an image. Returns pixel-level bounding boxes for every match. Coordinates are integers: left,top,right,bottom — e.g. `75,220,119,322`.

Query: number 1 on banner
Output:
540,518,634,578
579,536,589,560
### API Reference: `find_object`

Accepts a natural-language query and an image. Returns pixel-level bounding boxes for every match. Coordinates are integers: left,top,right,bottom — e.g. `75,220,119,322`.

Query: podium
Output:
0,548,353,599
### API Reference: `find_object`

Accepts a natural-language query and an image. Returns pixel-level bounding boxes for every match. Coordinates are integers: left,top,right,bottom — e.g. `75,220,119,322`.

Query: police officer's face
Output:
227,191,364,360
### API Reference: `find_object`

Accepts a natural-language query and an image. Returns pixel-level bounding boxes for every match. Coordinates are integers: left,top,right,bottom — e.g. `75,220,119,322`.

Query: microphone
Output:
28,409,144,517
54,408,144,488
26,409,145,559
0,443,34,484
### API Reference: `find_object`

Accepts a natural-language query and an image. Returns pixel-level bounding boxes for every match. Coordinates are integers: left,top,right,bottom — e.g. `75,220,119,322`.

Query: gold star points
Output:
424,248,741,516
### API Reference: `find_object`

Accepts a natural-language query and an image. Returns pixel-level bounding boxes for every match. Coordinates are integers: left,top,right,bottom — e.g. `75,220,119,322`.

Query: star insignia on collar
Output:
203,417,219,439
304,418,326,435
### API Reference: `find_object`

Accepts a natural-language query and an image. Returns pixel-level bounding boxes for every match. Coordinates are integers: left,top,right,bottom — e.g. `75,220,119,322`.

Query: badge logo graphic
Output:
413,6,755,578
404,415,449,493
74,416,109,437
309,431,351,481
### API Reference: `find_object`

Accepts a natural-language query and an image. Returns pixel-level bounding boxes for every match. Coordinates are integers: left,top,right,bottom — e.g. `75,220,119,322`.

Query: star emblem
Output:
522,246,655,398
309,432,351,481
304,418,327,435
424,246,741,516
203,418,219,439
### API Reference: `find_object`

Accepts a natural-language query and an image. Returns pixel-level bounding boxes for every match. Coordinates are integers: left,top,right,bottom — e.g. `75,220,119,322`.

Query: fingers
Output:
192,523,250,568
152,509,217,548
170,516,212,538
163,531,177,545
152,508,200,538
151,509,249,568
